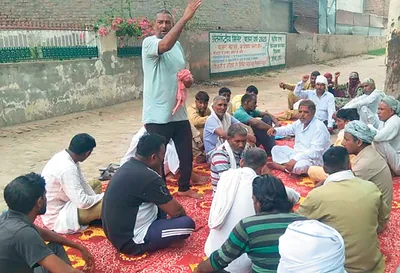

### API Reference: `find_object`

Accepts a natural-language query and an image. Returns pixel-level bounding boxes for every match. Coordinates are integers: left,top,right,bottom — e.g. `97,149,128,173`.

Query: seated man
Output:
0,173,94,273
343,78,383,128
207,148,300,273
280,71,320,110
218,87,233,115
231,85,259,113
308,108,360,183
210,124,248,194
120,126,207,185
188,90,211,139
343,120,393,216
278,220,345,273
194,174,306,273
102,133,195,255
297,146,389,273
41,133,103,234
267,100,331,175
234,93,277,155
324,72,336,95
294,75,335,133
204,96,255,154
373,96,400,175
334,71,363,109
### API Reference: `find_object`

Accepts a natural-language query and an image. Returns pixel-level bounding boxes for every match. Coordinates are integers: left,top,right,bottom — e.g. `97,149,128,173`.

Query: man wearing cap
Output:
342,120,392,219
278,220,346,273
372,96,400,175
342,78,384,129
294,74,336,133
334,71,363,109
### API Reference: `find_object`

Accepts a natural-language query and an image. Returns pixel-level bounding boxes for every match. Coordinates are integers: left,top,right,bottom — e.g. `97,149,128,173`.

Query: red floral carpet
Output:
36,138,400,273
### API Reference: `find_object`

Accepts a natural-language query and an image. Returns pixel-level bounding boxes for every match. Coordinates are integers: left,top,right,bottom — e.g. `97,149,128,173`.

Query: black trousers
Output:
34,243,71,273
146,120,193,192
251,116,276,156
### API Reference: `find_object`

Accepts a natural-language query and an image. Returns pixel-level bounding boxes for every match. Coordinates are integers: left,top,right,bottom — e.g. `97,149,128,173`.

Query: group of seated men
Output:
1,79,400,273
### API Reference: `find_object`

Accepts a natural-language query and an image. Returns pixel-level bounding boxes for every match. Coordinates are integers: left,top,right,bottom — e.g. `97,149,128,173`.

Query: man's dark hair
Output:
323,146,350,174
311,71,321,77
4,173,46,214
299,99,316,114
336,108,360,122
246,85,258,95
68,133,96,155
136,133,166,158
241,93,255,105
219,87,231,95
243,148,267,170
252,174,293,213
155,9,173,18
195,91,209,102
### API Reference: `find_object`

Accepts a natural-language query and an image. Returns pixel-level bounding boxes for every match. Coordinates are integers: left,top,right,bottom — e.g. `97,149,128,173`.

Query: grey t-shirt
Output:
0,210,53,273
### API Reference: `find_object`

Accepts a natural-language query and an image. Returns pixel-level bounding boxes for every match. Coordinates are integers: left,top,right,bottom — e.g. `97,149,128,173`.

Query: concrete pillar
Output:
98,31,117,56
384,0,400,97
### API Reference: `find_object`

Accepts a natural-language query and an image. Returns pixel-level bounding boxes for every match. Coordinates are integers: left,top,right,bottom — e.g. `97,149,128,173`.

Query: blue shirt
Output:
233,106,262,124
203,114,240,153
142,36,187,124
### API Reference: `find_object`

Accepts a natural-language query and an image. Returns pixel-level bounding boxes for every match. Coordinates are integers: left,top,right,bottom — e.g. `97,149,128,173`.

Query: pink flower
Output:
115,17,123,24
127,18,134,25
98,26,108,36
79,32,85,41
120,43,125,48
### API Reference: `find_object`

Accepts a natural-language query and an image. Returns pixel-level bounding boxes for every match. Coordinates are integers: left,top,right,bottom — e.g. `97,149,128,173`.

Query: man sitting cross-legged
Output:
194,174,306,273
234,93,278,156
102,133,195,255
204,96,255,155
0,173,94,273
267,100,331,175
342,120,392,221
206,148,300,273
218,87,233,115
373,96,400,175
297,146,389,273
188,90,211,140
231,85,259,113
41,133,103,234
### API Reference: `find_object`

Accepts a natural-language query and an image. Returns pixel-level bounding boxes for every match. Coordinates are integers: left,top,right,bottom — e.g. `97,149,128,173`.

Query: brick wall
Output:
0,0,290,31
364,0,390,17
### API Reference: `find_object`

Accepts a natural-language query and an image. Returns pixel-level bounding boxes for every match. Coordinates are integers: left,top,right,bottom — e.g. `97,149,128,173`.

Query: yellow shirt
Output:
187,103,211,129
231,94,243,113
298,177,388,273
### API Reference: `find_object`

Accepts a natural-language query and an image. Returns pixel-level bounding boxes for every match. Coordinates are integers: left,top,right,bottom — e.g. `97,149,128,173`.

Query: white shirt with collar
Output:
275,118,331,166
294,81,336,128
343,89,383,114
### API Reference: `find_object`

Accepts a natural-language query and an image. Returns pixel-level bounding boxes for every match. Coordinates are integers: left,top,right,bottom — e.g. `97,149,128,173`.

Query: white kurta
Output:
120,126,180,175
373,115,400,175
294,81,336,127
343,90,384,128
41,150,104,234
272,118,331,174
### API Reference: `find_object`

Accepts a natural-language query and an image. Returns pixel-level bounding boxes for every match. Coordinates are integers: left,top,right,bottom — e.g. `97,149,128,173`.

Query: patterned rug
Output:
36,137,400,273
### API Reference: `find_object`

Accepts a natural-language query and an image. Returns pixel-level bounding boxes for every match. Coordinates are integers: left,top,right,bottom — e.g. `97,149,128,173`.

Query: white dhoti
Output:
374,141,400,175
359,106,381,129
271,146,312,175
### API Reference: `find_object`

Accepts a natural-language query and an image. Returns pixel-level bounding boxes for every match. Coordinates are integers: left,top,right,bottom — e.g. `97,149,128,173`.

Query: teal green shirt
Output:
142,36,187,124
210,213,306,273
233,106,262,124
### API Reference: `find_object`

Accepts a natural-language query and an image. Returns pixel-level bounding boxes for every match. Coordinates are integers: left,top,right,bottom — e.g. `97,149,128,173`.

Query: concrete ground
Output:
0,55,386,211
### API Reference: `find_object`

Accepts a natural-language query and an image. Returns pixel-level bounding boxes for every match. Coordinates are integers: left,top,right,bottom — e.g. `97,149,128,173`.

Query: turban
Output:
316,75,328,86
344,120,377,144
278,220,346,273
362,78,375,85
349,72,359,79
382,96,400,115
324,72,332,78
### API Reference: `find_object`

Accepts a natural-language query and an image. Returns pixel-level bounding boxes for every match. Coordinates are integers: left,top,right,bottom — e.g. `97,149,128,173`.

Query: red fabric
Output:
172,69,193,115
35,138,400,272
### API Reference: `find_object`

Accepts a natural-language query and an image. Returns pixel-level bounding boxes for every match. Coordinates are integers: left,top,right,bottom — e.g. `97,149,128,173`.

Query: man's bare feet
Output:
266,162,287,172
170,239,186,248
178,189,203,199
191,172,209,185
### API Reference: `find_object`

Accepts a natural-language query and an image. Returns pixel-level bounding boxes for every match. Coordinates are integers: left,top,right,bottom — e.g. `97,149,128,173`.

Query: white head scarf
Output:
316,75,328,86
278,220,346,273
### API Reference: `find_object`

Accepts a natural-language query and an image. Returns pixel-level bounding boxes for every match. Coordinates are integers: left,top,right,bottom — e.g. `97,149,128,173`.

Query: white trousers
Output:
359,106,381,129
374,141,400,175
271,146,312,175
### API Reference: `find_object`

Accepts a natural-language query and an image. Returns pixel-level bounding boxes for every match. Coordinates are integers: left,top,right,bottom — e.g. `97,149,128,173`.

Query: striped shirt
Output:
210,212,306,273
210,147,242,194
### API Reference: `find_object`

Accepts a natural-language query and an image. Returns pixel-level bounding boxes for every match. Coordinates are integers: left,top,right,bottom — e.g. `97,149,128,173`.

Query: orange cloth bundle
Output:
172,69,193,115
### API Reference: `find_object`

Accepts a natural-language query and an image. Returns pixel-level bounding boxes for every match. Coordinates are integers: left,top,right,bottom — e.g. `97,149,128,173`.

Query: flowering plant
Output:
93,16,154,39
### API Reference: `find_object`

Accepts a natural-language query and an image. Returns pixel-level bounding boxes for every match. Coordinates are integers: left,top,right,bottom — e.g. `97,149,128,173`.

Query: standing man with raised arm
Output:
142,0,202,199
